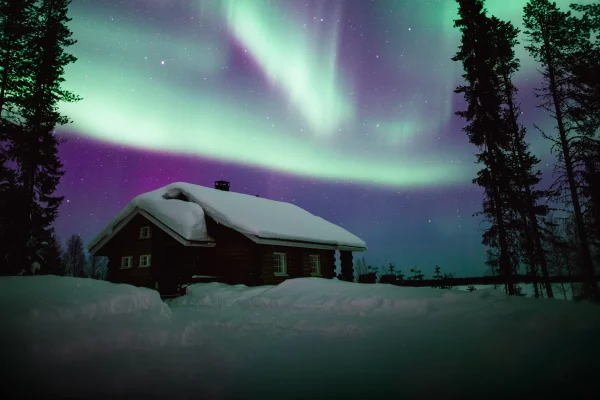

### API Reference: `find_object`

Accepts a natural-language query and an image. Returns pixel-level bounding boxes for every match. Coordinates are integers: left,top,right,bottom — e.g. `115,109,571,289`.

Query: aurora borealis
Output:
54,0,592,276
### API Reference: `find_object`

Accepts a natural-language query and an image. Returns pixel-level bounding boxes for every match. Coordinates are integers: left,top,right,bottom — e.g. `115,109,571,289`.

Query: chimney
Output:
215,180,230,191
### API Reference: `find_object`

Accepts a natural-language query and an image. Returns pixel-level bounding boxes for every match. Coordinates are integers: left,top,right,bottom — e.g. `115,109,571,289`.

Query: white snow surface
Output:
89,182,366,251
4,276,599,398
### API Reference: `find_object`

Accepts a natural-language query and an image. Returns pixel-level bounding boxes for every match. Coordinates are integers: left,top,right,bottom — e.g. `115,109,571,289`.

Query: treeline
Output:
0,0,80,275
353,258,588,299
353,260,477,290
24,233,108,279
451,0,600,301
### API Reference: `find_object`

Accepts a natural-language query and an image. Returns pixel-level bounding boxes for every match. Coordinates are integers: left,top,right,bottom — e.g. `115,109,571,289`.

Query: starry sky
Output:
53,0,592,277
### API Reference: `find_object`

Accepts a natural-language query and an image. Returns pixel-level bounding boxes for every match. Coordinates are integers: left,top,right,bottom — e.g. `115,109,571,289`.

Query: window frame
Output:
139,226,151,239
120,256,133,269
309,254,321,276
139,254,152,268
273,252,287,276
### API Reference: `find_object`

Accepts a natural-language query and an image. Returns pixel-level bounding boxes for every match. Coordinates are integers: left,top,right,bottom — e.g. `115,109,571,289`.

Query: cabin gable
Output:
100,213,164,288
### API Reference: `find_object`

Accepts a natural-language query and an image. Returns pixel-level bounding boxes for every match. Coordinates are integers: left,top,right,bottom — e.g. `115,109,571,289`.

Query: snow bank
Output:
170,278,599,336
1,276,172,371
4,276,600,398
171,278,460,314
0,275,170,322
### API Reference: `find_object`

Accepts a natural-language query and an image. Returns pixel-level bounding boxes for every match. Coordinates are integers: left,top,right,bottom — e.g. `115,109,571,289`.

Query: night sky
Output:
53,0,590,277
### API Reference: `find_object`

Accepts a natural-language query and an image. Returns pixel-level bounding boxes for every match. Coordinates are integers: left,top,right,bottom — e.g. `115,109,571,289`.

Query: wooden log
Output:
339,251,353,282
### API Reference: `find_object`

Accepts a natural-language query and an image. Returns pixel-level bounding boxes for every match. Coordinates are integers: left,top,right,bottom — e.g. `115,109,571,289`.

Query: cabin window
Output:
139,226,151,238
139,254,152,267
273,252,287,275
120,256,132,269
309,254,321,275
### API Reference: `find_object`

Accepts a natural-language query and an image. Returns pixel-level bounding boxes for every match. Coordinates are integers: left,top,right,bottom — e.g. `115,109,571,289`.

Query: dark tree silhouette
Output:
433,265,441,280
63,234,86,277
492,16,553,298
523,0,598,300
40,232,64,275
568,3,600,136
408,267,424,280
0,0,35,117
0,0,36,274
2,0,81,274
453,0,516,294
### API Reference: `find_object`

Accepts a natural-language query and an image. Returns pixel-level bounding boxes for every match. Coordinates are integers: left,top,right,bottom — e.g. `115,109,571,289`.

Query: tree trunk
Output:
486,142,514,295
519,209,540,298
0,53,10,117
560,282,567,300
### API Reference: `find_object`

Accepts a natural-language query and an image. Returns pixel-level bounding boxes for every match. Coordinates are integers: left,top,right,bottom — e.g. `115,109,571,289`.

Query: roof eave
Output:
243,234,366,252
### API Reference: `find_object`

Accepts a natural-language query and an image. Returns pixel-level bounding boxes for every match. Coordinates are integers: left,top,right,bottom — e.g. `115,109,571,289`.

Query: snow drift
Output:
1,275,170,322
3,276,600,399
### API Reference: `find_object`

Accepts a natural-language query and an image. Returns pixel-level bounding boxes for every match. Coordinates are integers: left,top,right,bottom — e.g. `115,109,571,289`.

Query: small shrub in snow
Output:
357,272,377,284
407,267,424,280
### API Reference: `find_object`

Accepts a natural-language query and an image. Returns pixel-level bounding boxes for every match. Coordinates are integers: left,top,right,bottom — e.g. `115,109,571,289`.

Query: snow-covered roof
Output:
88,182,367,253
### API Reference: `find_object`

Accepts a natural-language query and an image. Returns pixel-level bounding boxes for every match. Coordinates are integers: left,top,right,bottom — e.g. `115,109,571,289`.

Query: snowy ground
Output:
3,276,600,399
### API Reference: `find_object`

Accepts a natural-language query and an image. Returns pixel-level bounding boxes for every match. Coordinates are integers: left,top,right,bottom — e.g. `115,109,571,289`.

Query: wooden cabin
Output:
88,181,367,295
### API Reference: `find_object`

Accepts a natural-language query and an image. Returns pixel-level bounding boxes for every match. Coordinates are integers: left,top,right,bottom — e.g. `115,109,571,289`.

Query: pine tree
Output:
568,3,600,136
452,0,516,294
380,263,399,284
9,0,80,273
408,267,424,280
0,0,36,274
523,0,598,300
492,17,553,298
570,4,600,270
433,265,441,279
0,0,36,117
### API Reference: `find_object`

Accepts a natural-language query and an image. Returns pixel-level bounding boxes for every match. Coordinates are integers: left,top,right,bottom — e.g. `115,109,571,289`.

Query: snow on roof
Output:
88,185,213,251
89,182,366,252
163,182,366,249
